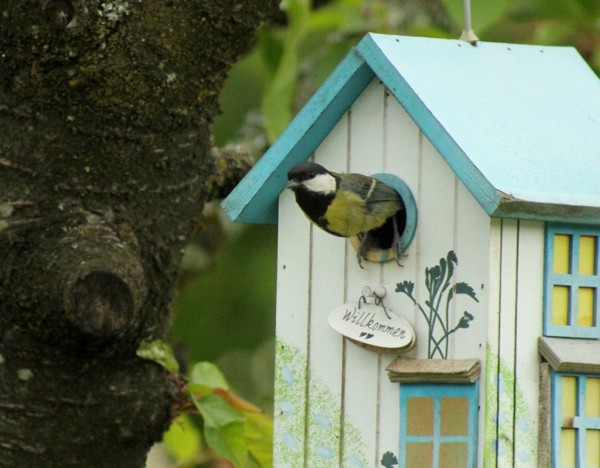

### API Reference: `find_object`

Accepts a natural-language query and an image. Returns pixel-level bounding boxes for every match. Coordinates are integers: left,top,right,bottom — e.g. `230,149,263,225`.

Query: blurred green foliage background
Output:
169,0,600,425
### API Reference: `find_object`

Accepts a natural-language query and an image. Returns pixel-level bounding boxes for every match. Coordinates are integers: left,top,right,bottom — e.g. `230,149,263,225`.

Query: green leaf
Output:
136,339,179,373
245,412,274,467
194,393,245,428
258,29,284,76
308,0,363,32
204,421,247,466
193,393,247,464
262,0,310,142
189,361,229,392
441,0,511,34
163,415,202,464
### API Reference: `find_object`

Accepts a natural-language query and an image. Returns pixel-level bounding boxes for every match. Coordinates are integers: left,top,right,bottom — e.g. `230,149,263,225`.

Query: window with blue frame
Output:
543,224,600,466
551,371,600,467
399,382,479,468
544,224,600,338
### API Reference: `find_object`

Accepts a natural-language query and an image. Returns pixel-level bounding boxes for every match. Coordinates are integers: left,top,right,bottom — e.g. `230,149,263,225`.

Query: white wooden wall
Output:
274,79,545,467
484,219,544,467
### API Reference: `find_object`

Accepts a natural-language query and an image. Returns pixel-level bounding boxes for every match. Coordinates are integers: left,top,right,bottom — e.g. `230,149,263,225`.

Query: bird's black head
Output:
287,162,328,183
286,162,336,195
286,162,336,231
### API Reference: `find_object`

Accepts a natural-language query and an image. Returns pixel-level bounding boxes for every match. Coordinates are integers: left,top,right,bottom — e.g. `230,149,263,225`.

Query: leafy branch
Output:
395,251,478,359
137,340,272,467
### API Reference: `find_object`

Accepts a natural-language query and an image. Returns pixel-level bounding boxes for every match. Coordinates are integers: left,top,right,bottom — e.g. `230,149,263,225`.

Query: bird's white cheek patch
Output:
303,173,336,194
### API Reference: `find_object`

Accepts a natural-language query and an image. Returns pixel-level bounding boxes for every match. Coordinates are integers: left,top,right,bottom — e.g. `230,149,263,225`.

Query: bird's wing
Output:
367,181,403,204
336,173,401,204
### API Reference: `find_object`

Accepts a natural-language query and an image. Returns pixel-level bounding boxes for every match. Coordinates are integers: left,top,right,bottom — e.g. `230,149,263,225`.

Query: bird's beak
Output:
286,180,299,189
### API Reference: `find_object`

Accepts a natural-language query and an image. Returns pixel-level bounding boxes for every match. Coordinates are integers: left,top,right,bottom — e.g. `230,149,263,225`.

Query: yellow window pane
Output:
553,286,570,326
579,236,597,275
561,428,576,468
440,442,469,467
407,397,433,436
587,430,600,467
577,287,595,327
562,377,577,425
440,397,469,436
587,378,600,418
554,234,571,274
406,442,433,466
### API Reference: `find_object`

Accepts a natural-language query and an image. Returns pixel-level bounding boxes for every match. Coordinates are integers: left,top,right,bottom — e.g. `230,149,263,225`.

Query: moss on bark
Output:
0,1,279,465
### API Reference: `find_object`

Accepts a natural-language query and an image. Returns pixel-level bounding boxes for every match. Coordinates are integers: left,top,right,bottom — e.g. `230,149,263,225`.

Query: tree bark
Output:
0,1,278,466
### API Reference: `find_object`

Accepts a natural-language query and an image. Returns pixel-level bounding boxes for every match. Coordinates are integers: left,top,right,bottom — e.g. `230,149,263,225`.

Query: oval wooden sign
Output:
328,303,416,353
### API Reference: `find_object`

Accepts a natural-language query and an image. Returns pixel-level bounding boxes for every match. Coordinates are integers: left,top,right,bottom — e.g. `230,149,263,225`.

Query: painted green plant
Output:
395,250,479,359
380,451,398,467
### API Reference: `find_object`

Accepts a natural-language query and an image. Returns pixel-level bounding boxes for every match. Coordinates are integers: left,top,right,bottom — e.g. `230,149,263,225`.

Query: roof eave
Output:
223,33,600,227
492,196,600,225
222,48,376,224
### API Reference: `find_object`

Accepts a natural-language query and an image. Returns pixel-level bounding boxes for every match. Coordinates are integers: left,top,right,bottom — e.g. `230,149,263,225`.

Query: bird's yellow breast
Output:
323,190,397,237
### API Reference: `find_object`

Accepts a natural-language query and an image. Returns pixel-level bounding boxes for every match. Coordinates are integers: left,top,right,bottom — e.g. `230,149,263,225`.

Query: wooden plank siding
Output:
485,219,544,467
274,188,312,466
378,80,421,465
499,218,519,465
514,221,544,467
275,78,551,467
341,79,386,467
305,113,348,467
485,217,503,468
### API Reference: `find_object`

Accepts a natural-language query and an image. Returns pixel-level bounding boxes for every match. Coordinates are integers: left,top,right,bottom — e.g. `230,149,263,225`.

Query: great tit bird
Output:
286,162,405,267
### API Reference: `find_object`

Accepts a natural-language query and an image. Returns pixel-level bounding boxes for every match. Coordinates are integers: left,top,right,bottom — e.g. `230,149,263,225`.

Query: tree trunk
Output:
0,1,278,466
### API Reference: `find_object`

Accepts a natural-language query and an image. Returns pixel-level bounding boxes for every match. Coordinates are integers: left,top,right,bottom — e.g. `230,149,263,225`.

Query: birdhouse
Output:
222,34,600,468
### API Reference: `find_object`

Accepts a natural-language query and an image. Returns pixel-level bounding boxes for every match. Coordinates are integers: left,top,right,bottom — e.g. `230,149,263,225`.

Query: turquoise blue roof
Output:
222,34,600,225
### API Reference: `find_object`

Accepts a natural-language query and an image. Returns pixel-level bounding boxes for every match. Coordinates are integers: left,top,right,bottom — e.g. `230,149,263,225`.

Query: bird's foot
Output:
392,216,406,267
356,234,367,269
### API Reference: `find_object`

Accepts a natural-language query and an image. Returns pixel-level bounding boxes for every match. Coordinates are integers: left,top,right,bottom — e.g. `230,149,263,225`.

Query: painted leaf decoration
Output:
457,311,473,329
396,250,478,359
454,282,479,302
430,264,441,281
448,250,458,264
439,257,446,272
447,250,457,278
395,280,414,296
381,450,398,467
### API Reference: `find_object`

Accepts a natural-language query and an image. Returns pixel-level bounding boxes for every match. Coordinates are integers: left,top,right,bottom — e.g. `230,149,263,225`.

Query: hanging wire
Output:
459,0,479,45
373,292,391,319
